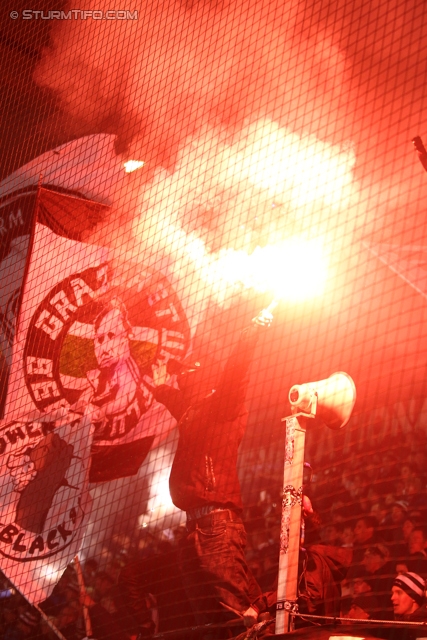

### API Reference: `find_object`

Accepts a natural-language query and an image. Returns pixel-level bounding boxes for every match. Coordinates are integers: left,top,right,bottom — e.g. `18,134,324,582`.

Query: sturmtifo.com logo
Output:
10,9,138,20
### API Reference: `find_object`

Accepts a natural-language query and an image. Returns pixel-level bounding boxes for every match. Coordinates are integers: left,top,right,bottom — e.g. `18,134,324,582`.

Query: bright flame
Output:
131,119,354,306
206,237,328,302
124,160,145,173
137,474,180,529
133,211,328,303
175,234,328,303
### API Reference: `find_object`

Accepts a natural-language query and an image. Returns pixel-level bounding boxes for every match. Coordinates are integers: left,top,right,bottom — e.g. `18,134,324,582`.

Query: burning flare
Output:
132,119,353,305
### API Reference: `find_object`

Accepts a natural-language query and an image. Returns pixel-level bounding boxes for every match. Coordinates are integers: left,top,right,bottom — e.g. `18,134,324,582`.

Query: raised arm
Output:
153,384,188,422
212,308,273,420
150,361,188,421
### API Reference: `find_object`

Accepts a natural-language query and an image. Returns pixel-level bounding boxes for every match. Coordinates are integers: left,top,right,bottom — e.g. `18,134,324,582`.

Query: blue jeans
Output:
179,518,261,628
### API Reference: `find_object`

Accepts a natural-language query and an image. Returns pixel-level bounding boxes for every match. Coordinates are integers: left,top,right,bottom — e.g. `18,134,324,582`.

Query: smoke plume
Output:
33,0,427,316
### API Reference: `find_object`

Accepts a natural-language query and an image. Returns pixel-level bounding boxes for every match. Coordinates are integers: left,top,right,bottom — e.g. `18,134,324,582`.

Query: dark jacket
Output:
250,545,352,618
396,603,427,623
154,324,260,512
365,561,395,616
394,603,427,639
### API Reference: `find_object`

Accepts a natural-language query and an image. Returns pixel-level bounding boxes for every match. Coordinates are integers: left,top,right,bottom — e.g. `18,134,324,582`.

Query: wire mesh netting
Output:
1,1,427,638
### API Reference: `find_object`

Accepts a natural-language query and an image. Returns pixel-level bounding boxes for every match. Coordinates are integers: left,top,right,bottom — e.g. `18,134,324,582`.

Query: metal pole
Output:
275,414,307,634
74,555,93,639
34,604,68,640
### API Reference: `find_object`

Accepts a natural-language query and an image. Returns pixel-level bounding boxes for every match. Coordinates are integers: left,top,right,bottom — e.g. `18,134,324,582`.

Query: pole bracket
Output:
276,599,299,614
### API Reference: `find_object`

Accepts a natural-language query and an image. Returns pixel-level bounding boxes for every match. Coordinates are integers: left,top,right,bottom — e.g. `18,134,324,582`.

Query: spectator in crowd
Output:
396,561,410,575
352,569,375,599
4,609,40,640
390,515,420,569
370,499,388,532
407,527,427,576
407,478,427,514
341,525,354,549
54,603,80,640
362,545,394,615
352,516,381,565
0,599,19,638
343,566,380,620
391,572,427,622
82,558,99,597
403,517,418,547
79,588,129,640
342,594,379,622
387,502,408,545
400,464,417,496
241,542,352,630
321,523,342,547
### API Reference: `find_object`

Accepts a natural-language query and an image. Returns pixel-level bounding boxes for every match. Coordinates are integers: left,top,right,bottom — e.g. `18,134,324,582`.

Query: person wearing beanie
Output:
391,572,427,621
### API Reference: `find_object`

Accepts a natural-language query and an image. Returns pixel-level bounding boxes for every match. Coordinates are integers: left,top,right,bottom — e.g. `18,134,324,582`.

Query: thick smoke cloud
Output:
35,0,354,164
32,0,427,394
34,0,427,165
33,0,365,299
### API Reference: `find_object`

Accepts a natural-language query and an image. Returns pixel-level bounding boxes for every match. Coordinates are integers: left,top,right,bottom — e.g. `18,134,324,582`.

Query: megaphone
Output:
288,372,356,430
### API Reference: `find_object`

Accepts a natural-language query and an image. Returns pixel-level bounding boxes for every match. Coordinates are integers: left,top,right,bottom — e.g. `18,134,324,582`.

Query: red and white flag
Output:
0,188,38,417
0,410,92,604
5,190,191,483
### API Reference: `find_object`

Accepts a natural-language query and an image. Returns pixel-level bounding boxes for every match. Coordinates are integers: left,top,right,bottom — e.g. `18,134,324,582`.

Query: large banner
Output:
5,206,191,483
0,185,110,419
0,188,37,418
0,410,92,604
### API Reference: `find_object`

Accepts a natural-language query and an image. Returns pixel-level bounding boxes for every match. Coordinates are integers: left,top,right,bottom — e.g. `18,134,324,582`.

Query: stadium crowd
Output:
1,428,427,638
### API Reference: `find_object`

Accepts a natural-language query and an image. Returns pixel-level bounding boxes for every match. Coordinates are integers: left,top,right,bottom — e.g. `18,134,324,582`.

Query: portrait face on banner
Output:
3,225,192,482
23,264,190,439
93,306,132,368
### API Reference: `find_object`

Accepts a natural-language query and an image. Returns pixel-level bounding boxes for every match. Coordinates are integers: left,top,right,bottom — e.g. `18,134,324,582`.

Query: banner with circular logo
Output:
6,223,191,482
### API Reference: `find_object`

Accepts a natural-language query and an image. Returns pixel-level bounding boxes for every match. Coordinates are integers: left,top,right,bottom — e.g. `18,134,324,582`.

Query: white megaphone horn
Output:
288,372,356,430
